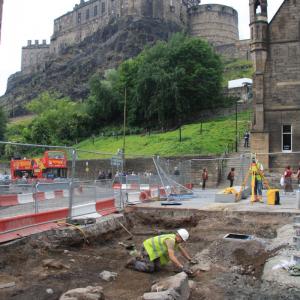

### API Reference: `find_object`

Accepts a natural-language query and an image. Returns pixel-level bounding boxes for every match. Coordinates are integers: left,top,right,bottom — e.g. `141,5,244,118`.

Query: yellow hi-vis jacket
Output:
143,234,178,265
250,162,263,180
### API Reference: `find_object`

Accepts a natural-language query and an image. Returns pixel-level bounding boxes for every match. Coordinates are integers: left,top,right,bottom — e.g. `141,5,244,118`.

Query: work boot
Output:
125,258,136,269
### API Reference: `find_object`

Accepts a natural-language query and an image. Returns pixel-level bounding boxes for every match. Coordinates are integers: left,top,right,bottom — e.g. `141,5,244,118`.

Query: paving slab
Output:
133,188,300,215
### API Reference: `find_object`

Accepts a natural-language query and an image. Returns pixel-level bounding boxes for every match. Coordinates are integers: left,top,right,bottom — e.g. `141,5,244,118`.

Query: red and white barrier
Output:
0,198,117,243
0,190,70,207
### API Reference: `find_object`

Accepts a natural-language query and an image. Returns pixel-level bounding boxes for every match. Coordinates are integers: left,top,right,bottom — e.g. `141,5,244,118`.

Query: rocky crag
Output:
0,17,183,116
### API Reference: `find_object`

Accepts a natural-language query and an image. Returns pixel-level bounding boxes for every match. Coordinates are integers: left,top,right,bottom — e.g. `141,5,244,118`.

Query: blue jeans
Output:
254,179,262,196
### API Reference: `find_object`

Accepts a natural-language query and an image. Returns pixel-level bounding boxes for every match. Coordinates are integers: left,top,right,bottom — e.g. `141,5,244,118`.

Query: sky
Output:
0,0,284,96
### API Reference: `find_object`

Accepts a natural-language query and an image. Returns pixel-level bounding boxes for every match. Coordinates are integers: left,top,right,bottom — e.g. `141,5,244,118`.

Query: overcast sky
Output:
0,0,284,96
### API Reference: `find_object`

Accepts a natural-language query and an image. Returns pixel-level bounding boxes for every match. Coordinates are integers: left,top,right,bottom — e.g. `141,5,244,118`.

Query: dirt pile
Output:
0,211,299,299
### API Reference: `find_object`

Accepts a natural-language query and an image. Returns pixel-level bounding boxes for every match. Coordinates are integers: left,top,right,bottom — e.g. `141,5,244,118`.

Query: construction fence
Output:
1,140,300,235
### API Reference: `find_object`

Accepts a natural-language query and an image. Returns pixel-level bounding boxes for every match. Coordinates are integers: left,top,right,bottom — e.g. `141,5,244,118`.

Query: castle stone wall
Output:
215,39,250,61
188,4,239,46
18,1,250,95
21,40,50,73
49,0,187,55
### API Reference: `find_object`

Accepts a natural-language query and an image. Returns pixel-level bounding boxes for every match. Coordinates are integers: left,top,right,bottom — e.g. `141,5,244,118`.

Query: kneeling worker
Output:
126,228,195,275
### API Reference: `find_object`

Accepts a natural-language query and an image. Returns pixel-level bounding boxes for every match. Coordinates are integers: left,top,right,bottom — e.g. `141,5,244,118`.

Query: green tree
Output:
26,92,89,145
86,71,123,132
118,33,224,129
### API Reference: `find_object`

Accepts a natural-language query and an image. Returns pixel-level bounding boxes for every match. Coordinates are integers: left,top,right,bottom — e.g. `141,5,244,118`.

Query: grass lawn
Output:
75,111,251,159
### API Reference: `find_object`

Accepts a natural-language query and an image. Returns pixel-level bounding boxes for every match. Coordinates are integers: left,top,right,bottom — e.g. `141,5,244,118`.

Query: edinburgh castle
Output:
1,0,250,115
22,0,249,73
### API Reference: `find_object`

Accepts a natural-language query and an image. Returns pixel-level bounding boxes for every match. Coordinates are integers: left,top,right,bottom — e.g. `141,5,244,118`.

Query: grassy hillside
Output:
75,111,251,159
223,59,253,86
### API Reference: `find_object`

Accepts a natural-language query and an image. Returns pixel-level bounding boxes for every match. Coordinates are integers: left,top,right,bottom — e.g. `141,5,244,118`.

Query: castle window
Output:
102,2,105,14
282,125,292,152
77,12,81,24
206,5,212,11
94,6,98,17
86,9,89,20
170,5,175,13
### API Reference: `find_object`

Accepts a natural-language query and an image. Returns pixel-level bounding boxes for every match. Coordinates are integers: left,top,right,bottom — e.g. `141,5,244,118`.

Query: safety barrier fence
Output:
1,139,300,238
0,179,117,236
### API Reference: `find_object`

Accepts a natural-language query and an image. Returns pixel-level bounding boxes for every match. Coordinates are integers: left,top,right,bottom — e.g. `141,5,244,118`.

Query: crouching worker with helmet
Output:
126,228,195,276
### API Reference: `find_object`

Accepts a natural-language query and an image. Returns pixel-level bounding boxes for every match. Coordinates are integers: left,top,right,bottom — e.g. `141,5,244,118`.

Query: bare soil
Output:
0,211,299,300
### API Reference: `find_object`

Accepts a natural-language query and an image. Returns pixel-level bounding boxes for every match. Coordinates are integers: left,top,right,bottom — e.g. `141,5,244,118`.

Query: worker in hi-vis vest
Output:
250,157,264,203
126,229,196,275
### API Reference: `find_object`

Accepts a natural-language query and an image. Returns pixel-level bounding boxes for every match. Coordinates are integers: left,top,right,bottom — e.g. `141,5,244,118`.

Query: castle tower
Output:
249,0,269,167
189,4,239,46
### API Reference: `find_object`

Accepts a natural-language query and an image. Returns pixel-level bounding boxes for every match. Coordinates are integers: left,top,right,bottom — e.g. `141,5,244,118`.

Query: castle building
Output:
21,0,249,73
189,4,239,46
250,0,300,170
21,40,50,73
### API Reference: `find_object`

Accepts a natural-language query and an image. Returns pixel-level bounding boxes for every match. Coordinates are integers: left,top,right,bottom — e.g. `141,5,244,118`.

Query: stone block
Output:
294,216,300,224
293,236,300,250
214,193,236,203
293,254,300,265
142,289,179,300
98,270,117,282
149,272,190,300
241,186,251,199
59,285,104,300
293,224,300,236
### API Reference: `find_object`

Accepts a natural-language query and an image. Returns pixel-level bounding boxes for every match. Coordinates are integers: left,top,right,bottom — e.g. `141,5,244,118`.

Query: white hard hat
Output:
177,228,189,241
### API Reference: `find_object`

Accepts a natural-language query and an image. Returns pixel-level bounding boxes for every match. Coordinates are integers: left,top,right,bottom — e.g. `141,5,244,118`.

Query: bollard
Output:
297,190,300,210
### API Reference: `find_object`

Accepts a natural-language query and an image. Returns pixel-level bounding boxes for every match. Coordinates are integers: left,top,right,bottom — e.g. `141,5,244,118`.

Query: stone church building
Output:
250,0,300,170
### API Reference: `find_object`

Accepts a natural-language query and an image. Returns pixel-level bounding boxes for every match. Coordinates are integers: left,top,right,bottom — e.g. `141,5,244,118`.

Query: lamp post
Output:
122,86,127,172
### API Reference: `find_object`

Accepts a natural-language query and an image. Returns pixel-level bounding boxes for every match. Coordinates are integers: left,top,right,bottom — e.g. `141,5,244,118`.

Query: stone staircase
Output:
218,141,251,188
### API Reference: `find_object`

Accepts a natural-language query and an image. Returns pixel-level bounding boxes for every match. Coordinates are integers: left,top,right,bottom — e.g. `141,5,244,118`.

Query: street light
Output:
122,86,127,172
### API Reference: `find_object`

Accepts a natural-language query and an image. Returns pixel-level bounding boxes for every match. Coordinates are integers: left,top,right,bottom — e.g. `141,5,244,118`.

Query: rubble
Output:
143,272,190,300
59,286,105,300
98,271,118,282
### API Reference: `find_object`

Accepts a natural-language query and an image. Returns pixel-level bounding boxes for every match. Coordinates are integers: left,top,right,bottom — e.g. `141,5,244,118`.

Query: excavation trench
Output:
0,210,298,300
